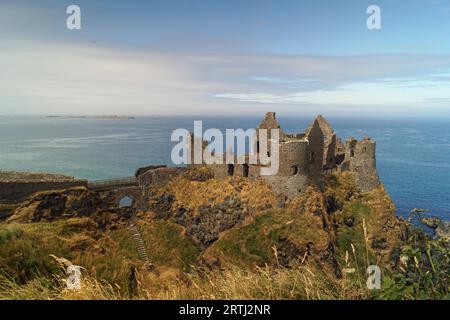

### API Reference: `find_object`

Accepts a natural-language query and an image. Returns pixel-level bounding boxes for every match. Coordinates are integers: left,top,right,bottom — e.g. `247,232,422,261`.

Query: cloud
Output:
1,39,450,116
216,79,450,106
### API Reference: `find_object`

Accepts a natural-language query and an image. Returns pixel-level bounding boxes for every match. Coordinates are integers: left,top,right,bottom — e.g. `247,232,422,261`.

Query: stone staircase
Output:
128,221,154,271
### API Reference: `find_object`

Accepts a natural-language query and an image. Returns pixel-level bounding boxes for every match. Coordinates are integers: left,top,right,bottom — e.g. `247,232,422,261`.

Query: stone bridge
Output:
88,177,138,191
88,177,143,208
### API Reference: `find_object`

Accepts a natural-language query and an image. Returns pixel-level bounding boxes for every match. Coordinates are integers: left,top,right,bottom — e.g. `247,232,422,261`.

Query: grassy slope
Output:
202,209,330,269
0,172,448,300
0,218,200,297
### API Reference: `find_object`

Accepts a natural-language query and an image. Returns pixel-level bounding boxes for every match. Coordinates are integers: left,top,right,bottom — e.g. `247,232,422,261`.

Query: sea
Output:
0,115,449,221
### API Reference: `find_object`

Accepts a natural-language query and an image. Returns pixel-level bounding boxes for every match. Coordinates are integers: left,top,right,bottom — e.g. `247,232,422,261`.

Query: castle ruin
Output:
0,112,381,211
195,112,380,198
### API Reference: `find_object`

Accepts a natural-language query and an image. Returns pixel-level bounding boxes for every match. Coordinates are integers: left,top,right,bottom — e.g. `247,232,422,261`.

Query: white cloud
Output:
216,80,450,107
1,40,450,116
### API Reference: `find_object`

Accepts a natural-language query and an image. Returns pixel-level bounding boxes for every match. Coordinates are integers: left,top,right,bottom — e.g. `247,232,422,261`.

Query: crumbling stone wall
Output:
209,162,260,180
257,112,285,137
335,138,346,166
255,112,285,157
261,140,311,198
341,137,380,192
324,134,337,169
306,119,325,190
312,115,337,170
277,140,310,176
262,174,310,199
137,167,187,188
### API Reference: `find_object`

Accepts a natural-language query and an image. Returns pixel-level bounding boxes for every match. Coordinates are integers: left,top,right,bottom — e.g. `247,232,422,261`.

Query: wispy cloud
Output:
1,39,450,116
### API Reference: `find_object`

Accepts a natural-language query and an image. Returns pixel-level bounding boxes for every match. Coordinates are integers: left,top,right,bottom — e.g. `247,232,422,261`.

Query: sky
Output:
1,0,450,117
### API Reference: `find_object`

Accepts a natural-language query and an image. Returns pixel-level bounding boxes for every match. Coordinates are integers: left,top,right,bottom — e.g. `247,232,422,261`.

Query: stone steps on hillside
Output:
128,221,154,271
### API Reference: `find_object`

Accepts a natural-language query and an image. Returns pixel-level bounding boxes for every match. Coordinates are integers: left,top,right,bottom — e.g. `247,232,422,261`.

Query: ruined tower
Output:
341,136,380,192
305,118,325,190
313,115,338,170
262,138,311,198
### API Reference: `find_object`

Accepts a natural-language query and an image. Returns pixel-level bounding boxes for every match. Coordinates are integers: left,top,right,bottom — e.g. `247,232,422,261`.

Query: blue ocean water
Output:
0,116,449,221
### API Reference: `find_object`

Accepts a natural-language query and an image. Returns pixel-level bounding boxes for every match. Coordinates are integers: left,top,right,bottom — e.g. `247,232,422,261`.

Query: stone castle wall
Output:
306,120,325,190
262,174,310,199
137,166,187,188
277,140,310,176
341,137,380,192
324,134,337,169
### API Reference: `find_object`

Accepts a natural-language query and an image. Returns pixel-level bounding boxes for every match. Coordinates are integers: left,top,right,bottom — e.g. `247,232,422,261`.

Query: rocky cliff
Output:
4,169,408,273
2,168,446,300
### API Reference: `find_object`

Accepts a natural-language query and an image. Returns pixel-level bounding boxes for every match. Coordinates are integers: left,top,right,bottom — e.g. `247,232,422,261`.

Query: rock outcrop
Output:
145,176,279,248
6,187,124,229
0,171,87,204
421,217,450,240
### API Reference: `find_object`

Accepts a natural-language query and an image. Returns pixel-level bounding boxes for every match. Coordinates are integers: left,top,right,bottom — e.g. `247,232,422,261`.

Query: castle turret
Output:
342,136,380,192
262,139,311,198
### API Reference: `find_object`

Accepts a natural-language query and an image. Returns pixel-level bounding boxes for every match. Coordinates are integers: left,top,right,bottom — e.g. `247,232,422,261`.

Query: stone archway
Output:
118,196,134,208
114,186,143,209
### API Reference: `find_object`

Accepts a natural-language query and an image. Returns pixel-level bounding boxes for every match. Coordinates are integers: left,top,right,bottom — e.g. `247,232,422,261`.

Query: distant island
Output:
46,115,136,119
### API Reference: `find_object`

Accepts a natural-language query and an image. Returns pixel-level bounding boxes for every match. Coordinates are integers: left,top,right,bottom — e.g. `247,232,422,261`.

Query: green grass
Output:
109,220,201,271
335,202,373,260
0,226,22,245
203,209,330,268
0,218,201,297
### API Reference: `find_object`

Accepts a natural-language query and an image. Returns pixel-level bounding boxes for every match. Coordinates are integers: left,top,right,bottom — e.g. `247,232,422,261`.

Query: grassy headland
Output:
0,171,448,300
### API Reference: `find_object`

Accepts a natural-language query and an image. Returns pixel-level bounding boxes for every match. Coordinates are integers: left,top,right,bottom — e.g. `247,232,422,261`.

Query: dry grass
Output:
161,176,280,216
0,263,366,300
152,264,365,300
0,274,120,300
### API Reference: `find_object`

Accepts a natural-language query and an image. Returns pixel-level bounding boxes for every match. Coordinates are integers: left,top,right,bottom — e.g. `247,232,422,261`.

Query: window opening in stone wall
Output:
243,164,249,177
227,164,234,176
